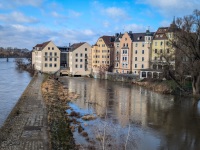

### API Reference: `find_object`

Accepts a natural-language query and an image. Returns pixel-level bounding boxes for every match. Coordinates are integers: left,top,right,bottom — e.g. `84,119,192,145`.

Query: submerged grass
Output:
41,75,78,150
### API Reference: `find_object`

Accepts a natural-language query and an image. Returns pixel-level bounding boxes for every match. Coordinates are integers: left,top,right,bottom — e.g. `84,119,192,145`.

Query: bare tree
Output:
171,9,200,96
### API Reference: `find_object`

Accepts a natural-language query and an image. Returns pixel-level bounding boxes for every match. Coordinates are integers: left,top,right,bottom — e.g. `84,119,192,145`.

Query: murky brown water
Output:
61,76,200,150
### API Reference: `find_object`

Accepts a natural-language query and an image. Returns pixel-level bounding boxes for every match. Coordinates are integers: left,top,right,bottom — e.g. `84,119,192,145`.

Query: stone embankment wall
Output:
133,80,172,94
93,71,139,82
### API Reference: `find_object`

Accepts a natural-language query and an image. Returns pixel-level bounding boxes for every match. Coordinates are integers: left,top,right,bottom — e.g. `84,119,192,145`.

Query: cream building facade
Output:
69,42,91,76
32,41,60,73
132,30,154,75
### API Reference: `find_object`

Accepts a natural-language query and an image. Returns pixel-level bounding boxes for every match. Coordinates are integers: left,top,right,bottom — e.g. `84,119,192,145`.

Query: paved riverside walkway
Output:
0,74,49,150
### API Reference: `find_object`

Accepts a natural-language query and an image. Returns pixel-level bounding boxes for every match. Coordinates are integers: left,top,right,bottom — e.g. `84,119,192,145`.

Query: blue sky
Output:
0,0,199,50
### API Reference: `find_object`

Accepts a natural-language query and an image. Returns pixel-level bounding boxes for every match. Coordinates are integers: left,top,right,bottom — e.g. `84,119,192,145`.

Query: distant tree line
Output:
0,47,31,58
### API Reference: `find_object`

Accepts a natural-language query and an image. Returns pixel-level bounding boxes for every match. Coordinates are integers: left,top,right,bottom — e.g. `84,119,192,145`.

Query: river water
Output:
0,58,32,127
61,76,200,150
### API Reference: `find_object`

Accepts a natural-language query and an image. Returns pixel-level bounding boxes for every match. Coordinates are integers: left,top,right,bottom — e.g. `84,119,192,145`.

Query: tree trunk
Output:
192,75,200,96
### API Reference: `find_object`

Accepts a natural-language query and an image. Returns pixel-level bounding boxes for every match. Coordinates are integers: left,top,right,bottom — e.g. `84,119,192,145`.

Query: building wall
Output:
132,35,152,75
118,32,133,74
151,28,175,70
42,42,60,73
32,41,60,73
113,41,120,73
91,38,113,73
69,42,91,75
32,50,42,71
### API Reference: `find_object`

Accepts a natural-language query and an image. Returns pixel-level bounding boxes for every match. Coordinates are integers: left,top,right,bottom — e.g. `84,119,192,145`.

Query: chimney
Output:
115,33,119,37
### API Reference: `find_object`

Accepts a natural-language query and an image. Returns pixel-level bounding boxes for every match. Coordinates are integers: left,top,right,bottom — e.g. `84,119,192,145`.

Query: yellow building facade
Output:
91,36,115,73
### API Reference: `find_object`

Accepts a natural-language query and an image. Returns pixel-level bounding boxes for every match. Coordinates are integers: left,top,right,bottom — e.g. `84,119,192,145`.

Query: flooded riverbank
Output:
0,58,32,127
60,76,200,150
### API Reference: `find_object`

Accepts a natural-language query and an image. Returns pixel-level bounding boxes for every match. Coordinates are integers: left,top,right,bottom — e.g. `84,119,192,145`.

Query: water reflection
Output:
61,77,200,149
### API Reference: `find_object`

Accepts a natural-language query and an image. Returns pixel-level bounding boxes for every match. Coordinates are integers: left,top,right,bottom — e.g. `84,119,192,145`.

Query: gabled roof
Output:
33,41,51,50
133,33,146,42
100,36,115,48
115,33,124,42
153,27,169,40
70,42,86,51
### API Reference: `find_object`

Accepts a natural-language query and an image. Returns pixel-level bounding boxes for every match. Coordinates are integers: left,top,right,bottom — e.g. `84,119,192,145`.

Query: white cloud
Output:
0,24,98,49
0,11,39,24
124,24,146,32
139,0,200,17
103,21,110,28
14,0,43,7
160,20,171,27
51,11,64,18
67,10,82,18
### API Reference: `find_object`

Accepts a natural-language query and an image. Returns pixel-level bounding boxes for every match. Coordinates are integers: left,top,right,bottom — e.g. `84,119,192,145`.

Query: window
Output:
54,58,57,61
45,52,48,56
85,48,87,51
142,43,145,47
135,57,137,61
76,53,78,57
85,54,87,58
107,56,109,58
108,50,110,53
48,47,50,50
52,47,54,50
142,57,144,61
49,63,52,67
142,50,144,54
107,61,109,64
167,49,170,53
155,49,157,53
75,64,78,68
160,49,163,53
80,53,83,57
75,59,78,62
80,64,82,68
135,43,138,47
135,64,137,68
154,57,157,60
50,52,52,56
45,58,47,61
49,58,52,61
160,42,163,46
142,64,144,68
135,50,137,54
155,42,157,46
126,43,128,47
80,59,83,62
125,38,127,41
54,52,57,56
45,63,48,67
54,64,57,67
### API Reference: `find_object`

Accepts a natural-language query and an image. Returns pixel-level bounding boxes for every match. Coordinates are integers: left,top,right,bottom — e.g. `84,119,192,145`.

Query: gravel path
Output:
0,74,49,150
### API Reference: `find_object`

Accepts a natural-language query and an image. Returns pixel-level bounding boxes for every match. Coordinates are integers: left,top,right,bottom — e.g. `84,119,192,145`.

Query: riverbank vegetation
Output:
41,74,79,149
133,78,192,95
15,58,35,76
